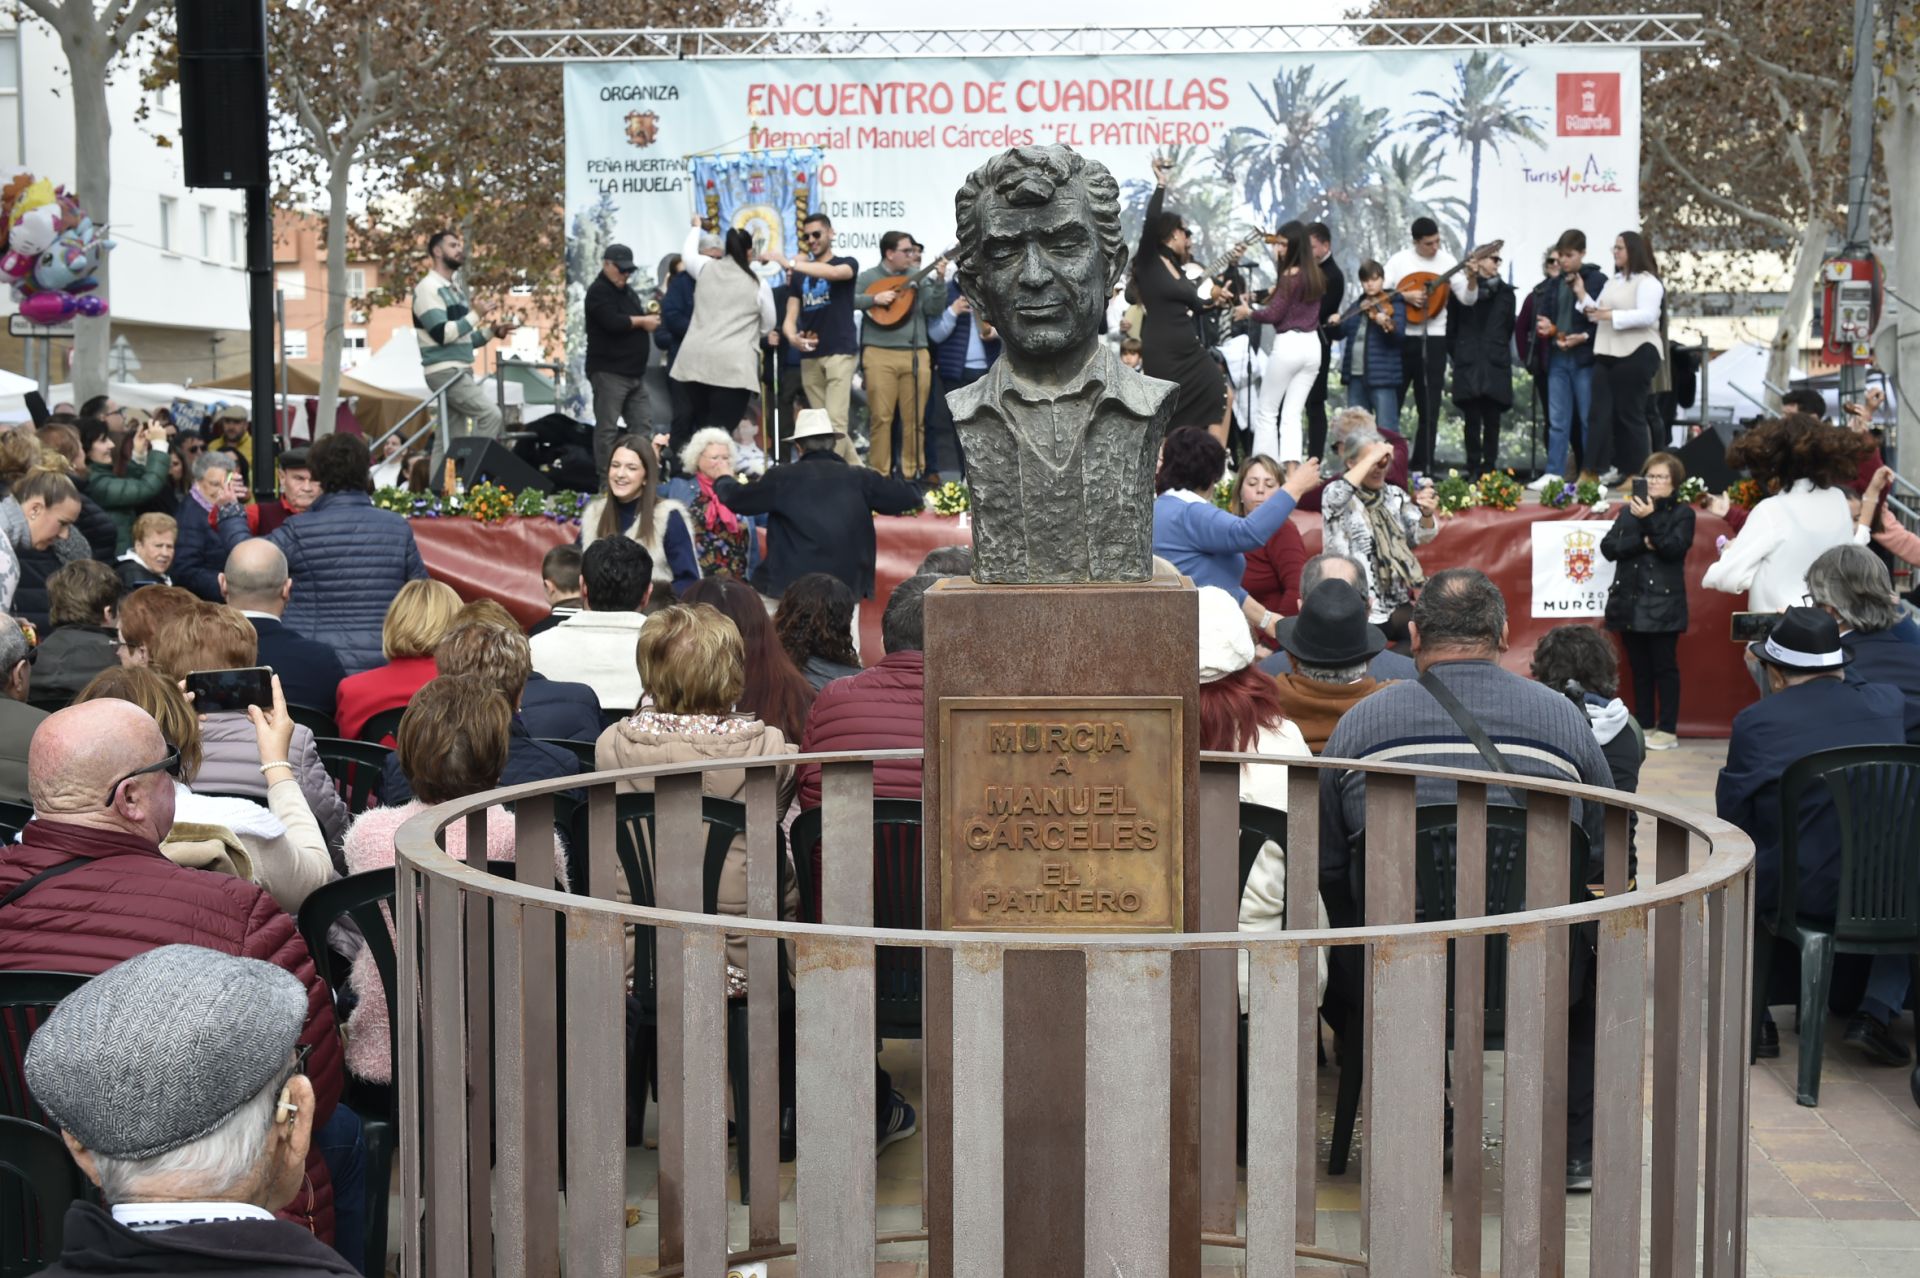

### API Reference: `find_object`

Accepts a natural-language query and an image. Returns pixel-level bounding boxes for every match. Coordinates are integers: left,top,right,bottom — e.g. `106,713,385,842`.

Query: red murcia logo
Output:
625,111,660,148
1556,73,1621,137
1563,529,1598,584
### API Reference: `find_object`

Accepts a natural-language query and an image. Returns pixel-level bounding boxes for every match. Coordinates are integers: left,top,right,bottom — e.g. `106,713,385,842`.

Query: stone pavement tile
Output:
1860,1252,1920,1277
1747,1155,1820,1218
1750,1243,1872,1276
1747,1217,1847,1246
873,1263,920,1277
1822,1218,1920,1249
1818,1198,1919,1222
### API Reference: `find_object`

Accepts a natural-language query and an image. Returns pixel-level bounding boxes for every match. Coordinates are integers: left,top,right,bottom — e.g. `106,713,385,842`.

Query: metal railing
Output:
369,379,457,467
393,749,1754,1276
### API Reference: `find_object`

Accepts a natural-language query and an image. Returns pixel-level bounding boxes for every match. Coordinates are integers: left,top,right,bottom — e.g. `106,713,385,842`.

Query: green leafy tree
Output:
1405,51,1545,248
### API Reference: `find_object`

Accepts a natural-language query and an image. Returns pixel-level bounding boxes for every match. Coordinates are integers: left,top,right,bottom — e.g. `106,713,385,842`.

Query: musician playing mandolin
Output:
855,232,949,483
1380,217,1457,474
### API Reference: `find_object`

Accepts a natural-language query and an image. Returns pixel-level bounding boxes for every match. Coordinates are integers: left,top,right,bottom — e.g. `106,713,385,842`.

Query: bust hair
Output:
116,586,199,656
1198,665,1288,753
1413,568,1506,649
88,1065,284,1205
581,536,653,613
307,431,371,493
1555,228,1587,253
1333,423,1386,465
453,598,519,631
1780,388,1828,418
1155,426,1226,495
37,422,82,467
1292,657,1370,685
680,577,814,743
915,545,974,577
773,572,859,671
1806,544,1902,634
953,145,1126,312
434,620,533,707
1724,413,1867,491
1410,216,1439,241
48,559,121,629
0,428,41,486
1528,624,1619,699
678,427,735,477
1356,260,1385,284
14,468,80,510
74,665,205,778
191,450,232,483
796,435,837,454
132,512,178,546
150,604,258,680
1618,230,1658,277
1327,406,1377,445
381,579,463,661
397,674,512,804
1300,552,1368,599
882,574,940,655
540,544,582,595
0,613,28,673
637,603,744,716
1640,451,1686,485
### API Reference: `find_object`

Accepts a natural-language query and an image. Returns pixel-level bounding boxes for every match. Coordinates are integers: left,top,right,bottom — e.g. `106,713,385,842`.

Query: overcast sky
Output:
812,1,1313,29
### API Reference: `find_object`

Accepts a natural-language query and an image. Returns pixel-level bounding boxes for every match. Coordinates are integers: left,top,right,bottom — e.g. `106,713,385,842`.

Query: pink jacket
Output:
340,802,567,1083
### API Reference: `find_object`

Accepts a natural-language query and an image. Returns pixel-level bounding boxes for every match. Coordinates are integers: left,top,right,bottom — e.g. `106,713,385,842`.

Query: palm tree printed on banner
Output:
1378,140,1470,260
1118,143,1250,269
1232,67,1344,229
1405,52,1546,250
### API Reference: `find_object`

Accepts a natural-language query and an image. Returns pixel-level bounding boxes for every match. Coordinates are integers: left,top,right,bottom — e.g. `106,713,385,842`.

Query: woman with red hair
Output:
1195,585,1326,1010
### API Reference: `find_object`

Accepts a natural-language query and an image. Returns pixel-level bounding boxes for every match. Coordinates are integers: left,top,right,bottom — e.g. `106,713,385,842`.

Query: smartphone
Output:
1631,477,1649,501
184,666,275,714
1730,613,1778,643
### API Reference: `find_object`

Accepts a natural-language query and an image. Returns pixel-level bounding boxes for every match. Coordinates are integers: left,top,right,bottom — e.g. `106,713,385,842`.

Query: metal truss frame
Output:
490,15,1705,63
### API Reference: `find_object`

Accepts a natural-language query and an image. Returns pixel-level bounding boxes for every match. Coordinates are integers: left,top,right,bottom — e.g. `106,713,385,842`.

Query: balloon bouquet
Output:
1,173,112,325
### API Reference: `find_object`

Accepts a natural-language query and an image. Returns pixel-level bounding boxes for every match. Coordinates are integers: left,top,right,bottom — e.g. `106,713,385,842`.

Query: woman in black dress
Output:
1135,159,1246,440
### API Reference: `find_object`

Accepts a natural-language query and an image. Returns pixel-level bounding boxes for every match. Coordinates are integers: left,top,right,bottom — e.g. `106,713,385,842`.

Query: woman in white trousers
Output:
1248,221,1329,462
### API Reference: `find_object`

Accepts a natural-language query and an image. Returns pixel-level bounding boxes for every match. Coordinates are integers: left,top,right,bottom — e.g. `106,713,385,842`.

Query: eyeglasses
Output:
803,230,825,242
103,745,181,807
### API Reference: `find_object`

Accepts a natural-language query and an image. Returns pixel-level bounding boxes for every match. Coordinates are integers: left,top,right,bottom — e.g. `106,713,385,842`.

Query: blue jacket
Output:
217,490,428,677
519,673,602,742
1716,676,1906,920
1842,626,1920,741
249,614,347,719
1337,297,1407,389
931,280,1002,384
1533,262,1609,368
660,271,696,366
172,493,226,601
1151,489,1299,601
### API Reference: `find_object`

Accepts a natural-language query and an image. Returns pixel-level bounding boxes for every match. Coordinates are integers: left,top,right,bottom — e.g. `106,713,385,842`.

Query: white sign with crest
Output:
1530,519,1618,618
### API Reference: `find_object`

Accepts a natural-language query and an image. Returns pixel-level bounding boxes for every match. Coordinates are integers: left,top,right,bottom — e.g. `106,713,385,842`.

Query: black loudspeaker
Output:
445,437,556,494
178,0,269,188
1675,426,1742,494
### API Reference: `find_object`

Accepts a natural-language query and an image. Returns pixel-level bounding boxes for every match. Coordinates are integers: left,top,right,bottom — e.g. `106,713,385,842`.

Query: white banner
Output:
562,47,1640,384
1531,519,1618,618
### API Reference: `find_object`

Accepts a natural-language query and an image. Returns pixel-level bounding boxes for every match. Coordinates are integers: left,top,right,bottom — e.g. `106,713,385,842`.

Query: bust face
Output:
967,187,1106,364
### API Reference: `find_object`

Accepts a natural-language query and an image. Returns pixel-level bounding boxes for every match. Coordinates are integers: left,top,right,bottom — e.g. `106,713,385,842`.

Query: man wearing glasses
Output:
856,232,949,484
0,612,42,804
585,242,664,475
769,213,860,462
0,699,356,1261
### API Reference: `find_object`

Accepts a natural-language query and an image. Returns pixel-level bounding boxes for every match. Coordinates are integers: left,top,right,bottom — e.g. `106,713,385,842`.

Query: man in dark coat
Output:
1446,256,1516,476
713,409,924,600
1305,222,1346,463
222,539,347,720
585,243,662,475
1809,544,1920,741
172,452,241,602
1716,607,1909,1063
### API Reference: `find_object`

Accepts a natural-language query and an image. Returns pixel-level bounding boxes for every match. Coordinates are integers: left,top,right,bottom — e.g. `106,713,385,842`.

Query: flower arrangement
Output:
1676,476,1708,505
372,485,589,525
1473,470,1523,512
1726,478,1764,510
1537,475,1578,508
1212,476,1236,511
1430,468,1477,516
928,480,971,516
1574,476,1606,508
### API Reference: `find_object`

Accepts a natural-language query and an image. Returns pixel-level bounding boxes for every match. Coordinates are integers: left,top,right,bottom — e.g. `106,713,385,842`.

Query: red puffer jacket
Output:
796,650,926,809
0,820,343,1243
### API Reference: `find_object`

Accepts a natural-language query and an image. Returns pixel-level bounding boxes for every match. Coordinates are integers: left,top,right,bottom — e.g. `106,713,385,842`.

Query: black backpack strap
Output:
0,857,90,911
1419,669,1517,777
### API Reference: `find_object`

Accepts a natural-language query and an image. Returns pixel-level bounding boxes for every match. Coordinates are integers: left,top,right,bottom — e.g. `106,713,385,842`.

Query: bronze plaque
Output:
938,695,1184,933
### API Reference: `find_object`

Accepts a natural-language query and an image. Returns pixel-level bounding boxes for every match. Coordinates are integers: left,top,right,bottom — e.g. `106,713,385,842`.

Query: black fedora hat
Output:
1749,605,1852,671
1273,579,1388,667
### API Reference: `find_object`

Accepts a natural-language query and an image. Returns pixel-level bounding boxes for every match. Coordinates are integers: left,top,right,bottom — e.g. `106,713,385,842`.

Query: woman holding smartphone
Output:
1601,452,1694,750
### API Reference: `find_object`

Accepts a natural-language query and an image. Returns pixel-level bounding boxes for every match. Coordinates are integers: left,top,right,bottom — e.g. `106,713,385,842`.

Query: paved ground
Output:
605,739,1920,1276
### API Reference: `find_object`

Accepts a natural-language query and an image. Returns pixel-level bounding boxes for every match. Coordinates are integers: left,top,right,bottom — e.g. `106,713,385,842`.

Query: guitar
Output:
1202,229,1275,284
1333,239,1504,328
862,243,960,329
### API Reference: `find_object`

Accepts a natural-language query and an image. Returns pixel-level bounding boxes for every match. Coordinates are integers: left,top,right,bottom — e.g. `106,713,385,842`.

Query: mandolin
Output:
1335,239,1503,327
862,243,960,329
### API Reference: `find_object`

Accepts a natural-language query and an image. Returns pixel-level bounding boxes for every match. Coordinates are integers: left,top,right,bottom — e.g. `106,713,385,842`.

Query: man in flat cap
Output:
25,945,357,1276
0,700,357,1259
585,241,663,475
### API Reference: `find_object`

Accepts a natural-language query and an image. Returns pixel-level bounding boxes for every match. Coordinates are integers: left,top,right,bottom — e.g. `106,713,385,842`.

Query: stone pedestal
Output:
922,569,1200,1278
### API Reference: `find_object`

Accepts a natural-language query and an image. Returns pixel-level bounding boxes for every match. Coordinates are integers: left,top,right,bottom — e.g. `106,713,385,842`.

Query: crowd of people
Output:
2,198,1916,1273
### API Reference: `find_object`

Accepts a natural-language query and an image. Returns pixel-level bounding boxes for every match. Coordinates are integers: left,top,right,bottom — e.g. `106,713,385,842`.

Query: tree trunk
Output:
1768,211,1831,405
315,158,352,440
1465,138,1482,250
65,34,112,404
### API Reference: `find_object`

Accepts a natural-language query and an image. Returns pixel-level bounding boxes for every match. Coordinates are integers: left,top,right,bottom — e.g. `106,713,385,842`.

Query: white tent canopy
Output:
1697,343,1801,425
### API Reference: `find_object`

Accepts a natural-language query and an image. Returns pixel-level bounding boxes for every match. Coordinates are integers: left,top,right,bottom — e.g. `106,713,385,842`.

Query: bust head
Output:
952,145,1126,383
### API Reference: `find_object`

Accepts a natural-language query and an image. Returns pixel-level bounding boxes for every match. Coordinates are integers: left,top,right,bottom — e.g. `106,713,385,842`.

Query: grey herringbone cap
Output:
24,945,306,1160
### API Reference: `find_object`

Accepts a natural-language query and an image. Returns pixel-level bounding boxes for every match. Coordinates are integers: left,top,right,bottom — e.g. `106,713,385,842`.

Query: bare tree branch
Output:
1647,131,1799,237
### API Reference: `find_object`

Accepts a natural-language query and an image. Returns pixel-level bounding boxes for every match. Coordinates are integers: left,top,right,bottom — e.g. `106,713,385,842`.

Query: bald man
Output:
0,613,45,804
0,700,353,1244
222,539,347,717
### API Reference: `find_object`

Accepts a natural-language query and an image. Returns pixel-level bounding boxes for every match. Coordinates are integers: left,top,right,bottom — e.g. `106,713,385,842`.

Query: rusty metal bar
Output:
396,858,423,1276
1527,793,1572,1263
1245,945,1300,1278
1365,934,1447,1275
680,927,730,1274
1651,820,1703,1278
1501,923,1548,1275
462,889,493,1276
1084,949,1171,1278
1197,760,1239,1236
1703,875,1749,1277
950,944,1005,1278
796,934,877,1276
1452,780,1488,1278
424,869,469,1275
490,893,528,1277
743,768,782,1240
1285,767,1319,1246
515,793,561,1274
564,910,628,1277
820,761,875,926
653,770,704,1268
1591,905,1648,1278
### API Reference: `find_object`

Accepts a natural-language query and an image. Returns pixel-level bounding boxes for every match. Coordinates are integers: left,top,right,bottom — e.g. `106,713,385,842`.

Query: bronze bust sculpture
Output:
948,145,1176,584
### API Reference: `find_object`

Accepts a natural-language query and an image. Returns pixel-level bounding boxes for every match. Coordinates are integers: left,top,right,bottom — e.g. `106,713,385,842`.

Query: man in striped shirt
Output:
412,230,516,451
